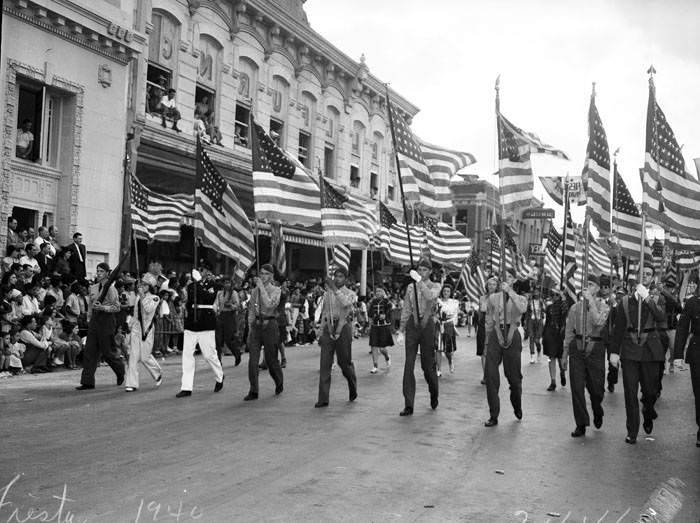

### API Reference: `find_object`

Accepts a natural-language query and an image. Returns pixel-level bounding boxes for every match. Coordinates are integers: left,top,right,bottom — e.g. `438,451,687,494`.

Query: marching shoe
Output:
386,356,391,368
370,367,378,374
430,396,439,410
234,352,242,367
547,382,556,392
275,383,284,395
484,418,498,427
593,411,603,429
117,376,125,386
243,392,258,401
529,354,536,364
349,390,357,402
480,378,486,385
571,426,586,438
214,377,224,393
175,390,192,398
449,363,455,373
643,419,653,435
399,407,413,416
625,435,637,445
155,375,163,388
537,352,542,363
314,401,329,408
75,384,95,390
514,409,523,420
560,370,566,387
125,387,137,392
437,369,442,378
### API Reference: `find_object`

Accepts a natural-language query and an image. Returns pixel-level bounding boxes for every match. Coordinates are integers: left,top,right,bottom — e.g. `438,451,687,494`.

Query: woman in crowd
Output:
125,273,163,392
53,249,72,279
543,287,568,391
436,284,460,376
367,286,393,373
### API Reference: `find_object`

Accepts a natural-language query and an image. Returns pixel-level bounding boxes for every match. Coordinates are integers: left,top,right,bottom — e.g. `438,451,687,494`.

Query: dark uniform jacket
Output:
185,279,217,331
610,294,665,361
368,297,392,326
674,294,700,364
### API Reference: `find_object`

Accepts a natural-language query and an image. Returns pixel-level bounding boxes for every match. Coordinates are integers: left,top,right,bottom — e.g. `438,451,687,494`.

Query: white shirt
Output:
34,236,56,257
437,298,460,323
19,255,40,273
160,95,176,109
16,129,33,148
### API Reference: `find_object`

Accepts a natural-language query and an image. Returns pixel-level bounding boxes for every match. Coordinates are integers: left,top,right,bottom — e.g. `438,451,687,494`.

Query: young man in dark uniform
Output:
76,262,125,390
609,264,666,444
672,275,700,448
245,264,283,401
562,274,610,437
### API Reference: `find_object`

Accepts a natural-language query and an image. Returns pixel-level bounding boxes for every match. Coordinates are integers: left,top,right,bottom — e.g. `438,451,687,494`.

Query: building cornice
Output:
4,0,146,65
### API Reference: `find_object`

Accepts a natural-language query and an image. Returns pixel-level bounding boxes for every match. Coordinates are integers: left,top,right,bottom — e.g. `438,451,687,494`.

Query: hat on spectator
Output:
417,259,432,270
599,274,611,287
96,262,110,273
9,289,22,299
587,274,600,286
333,266,348,277
260,263,274,275
141,273,157,288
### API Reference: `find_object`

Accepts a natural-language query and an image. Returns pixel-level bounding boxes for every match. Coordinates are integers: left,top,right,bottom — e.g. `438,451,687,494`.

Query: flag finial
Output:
591,81,596,98
647,65,656,89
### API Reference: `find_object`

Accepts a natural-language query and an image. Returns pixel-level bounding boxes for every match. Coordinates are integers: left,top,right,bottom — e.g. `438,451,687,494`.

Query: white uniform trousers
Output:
180,329,223,391
125,330,161,389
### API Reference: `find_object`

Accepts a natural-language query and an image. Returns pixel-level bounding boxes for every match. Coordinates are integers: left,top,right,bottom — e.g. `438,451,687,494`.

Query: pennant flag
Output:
251,118,321,226
462,252,486,303
388,104,475,213
641,78,700,238
320,177,370,248
195,137,254,277
270,222,286,275
612,163,643,258
538,176,586,206
376,202,424,266
497,111,569,211
583,93,612,236
331,245,351,272
130,174,191,242
420,214,472,268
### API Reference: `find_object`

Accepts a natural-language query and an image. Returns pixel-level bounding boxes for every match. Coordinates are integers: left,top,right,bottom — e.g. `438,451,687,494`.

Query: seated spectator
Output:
19,264,34,289
16,119,34,160
159,88,182,132
46,275,65,311
36,243,54,275
7,329,25,375
234,124,248,146
18,315,50,373
21,282,41,317
64,282,85,325
7,288,23,323
58,319,81,369
2,245,22,273
19,243,40,275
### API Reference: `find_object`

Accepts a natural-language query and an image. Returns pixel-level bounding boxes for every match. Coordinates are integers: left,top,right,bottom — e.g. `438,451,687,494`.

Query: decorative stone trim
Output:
1,59,85,240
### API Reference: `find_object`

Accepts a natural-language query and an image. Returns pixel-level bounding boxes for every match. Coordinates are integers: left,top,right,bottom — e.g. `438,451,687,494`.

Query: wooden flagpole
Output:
560,173,570,291
385,84,421,323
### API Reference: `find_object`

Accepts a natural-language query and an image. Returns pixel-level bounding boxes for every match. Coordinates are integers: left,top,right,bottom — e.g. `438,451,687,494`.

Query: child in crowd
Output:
0,330,10,373
58,320,81,369
113,323,130,361
8,329,25,375
169,295,184,353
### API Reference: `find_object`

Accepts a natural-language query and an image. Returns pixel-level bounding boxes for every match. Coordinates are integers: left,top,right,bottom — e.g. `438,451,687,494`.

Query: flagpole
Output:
132,232,140,277
495,76,507,282
385,84,421,323
560,173,570,291
193,136,202,324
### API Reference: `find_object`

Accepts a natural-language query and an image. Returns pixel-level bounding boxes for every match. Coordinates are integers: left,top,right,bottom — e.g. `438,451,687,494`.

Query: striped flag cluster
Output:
461,253,486,304
195,137,254,277
641,80,700,239
488,229,535,279
497,111,569,212
651,238,664,273
588,235,612,275
251,118,321,226
130,174,192,242
421,215,472,268
612,163,643,258
330,245,351,273
583,94,612,236
388,103,475,213
544,227,563,285
538,176,586,207
664,254,679,286
320,177,370,248
376,202,424,266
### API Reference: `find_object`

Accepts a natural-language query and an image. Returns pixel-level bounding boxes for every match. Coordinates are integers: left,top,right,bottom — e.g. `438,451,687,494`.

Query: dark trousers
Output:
247,320,282,394
215,311,239,362
569,343,605,427
403,317,438,409
80,313,124,387
318,324,357,403
690,358,700,434
22,346,49,370
485,330,523,420
621,359,661,438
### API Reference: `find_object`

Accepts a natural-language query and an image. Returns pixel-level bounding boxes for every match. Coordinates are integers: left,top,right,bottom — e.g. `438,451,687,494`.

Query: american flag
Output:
664,253,679,285
388,103,475,213
641,79,700,238
651,238,664,273
612,162,643,258
320,177,371,248
376,202,424,266
195,137,254,277
461,252,486,303
564,211,577,262
497,111,569,211
251,118,321,226
421,216,472,268
130,174,192,242
488,230,533,279
331,245,351,272
543,226,563,286
583,94,611,236
270,222,286,275
588,234,611,275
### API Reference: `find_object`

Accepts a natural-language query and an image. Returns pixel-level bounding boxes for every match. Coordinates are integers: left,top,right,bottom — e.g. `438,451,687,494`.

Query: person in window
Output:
159,88,182,133
206,112,223,146
195,96,211,119
193,110,210,143
16,119,34,160
234,124,248,147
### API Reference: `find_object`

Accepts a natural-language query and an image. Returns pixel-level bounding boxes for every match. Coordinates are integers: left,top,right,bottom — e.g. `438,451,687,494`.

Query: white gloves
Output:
673,358,685,368
409,270,421,283
609,353,620,367
636,284,649,301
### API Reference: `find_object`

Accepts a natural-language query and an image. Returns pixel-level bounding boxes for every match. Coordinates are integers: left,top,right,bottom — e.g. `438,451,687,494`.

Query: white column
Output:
360,249,368,296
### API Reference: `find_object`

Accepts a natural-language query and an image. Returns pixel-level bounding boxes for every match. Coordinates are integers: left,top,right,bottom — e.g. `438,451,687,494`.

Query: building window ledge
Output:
11,158,62,180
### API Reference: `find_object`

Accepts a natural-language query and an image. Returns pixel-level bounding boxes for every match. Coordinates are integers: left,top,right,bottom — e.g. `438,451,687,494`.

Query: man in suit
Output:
67,232,87,281
76,262,125,390
484,271,528,427
672,275,700,448
609,263,666,444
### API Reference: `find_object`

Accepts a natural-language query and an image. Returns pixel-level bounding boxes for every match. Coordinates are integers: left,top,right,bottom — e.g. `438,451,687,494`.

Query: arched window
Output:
145,10,180,114
297,91,316,168
270,75,289,147
234,57,259,148
195,35,222,133
350,121,365,188
324,105,340,179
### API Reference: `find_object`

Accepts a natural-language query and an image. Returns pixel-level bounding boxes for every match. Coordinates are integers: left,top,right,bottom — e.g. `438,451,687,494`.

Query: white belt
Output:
195,304,213,309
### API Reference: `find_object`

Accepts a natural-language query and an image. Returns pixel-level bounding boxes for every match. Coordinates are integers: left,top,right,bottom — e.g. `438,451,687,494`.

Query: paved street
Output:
0,329,698,522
